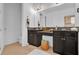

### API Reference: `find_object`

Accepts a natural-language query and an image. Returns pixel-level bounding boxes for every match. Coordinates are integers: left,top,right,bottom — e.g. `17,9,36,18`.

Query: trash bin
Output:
41,40,49,50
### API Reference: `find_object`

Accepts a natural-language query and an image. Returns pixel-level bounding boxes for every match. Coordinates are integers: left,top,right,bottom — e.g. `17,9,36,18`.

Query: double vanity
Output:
28,27,79,55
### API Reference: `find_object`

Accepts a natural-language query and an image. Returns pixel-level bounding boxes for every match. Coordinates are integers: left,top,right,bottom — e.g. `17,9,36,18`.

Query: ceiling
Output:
31,3,64,12
31,3,57,11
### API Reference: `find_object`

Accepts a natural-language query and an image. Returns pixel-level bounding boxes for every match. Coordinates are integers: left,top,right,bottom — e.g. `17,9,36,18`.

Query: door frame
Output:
0,4,4,54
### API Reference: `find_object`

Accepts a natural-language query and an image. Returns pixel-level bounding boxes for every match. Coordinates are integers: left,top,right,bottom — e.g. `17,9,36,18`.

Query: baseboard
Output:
0,40,19,55
22,43,29,47
5,39,19,46
0,47,3,55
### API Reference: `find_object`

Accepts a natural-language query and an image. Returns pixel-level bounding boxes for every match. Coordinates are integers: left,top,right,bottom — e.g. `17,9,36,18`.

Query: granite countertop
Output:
38,31,53,34
53,30,79,32
28,28,42,31
28,27,79,32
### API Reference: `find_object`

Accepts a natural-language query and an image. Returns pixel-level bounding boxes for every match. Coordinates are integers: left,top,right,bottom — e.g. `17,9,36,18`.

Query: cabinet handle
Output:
61,38,65,40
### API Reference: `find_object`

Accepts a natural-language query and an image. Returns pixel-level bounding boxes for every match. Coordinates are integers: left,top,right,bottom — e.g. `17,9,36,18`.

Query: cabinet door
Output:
28,33,35,45
35,33,42,47
53,37,64,54
64,32,78,55
28,30,42,47
28,30,35,45
64,37,78,55
53,31,65,54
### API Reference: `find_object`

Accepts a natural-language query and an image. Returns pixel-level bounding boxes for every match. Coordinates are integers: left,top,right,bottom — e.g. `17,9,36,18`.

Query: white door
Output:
0,4,4,54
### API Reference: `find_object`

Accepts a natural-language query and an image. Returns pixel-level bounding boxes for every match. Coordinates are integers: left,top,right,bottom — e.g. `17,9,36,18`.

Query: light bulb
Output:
30,8,37,14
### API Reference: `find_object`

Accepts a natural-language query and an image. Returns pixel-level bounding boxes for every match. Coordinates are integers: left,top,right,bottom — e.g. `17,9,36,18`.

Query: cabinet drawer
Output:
65,32,78,37
65,37,76,40
53,31,64,37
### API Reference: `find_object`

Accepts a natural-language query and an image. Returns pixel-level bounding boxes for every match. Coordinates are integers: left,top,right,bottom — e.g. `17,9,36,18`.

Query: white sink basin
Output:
70,27,78,31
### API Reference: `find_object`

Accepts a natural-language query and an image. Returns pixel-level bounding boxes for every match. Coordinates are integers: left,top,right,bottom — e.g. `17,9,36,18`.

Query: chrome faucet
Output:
55,25,58,30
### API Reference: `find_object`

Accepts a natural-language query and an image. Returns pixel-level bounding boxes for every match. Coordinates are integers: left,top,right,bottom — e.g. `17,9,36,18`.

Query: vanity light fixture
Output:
31,3,42,13
31,8,37,14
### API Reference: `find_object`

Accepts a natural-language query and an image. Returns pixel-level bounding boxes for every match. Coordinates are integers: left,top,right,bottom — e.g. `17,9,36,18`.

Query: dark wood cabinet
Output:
28,30,42,47
53,31,78,55
53,37,64,54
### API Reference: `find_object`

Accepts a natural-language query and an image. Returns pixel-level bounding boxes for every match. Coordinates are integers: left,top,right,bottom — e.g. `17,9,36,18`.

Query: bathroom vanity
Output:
28,27,79,55
28,28,53,47
53,31,78,55
28,29,42,47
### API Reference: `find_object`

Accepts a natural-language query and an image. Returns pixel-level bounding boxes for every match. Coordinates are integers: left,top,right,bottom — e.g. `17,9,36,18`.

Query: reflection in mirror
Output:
64,15,75,27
